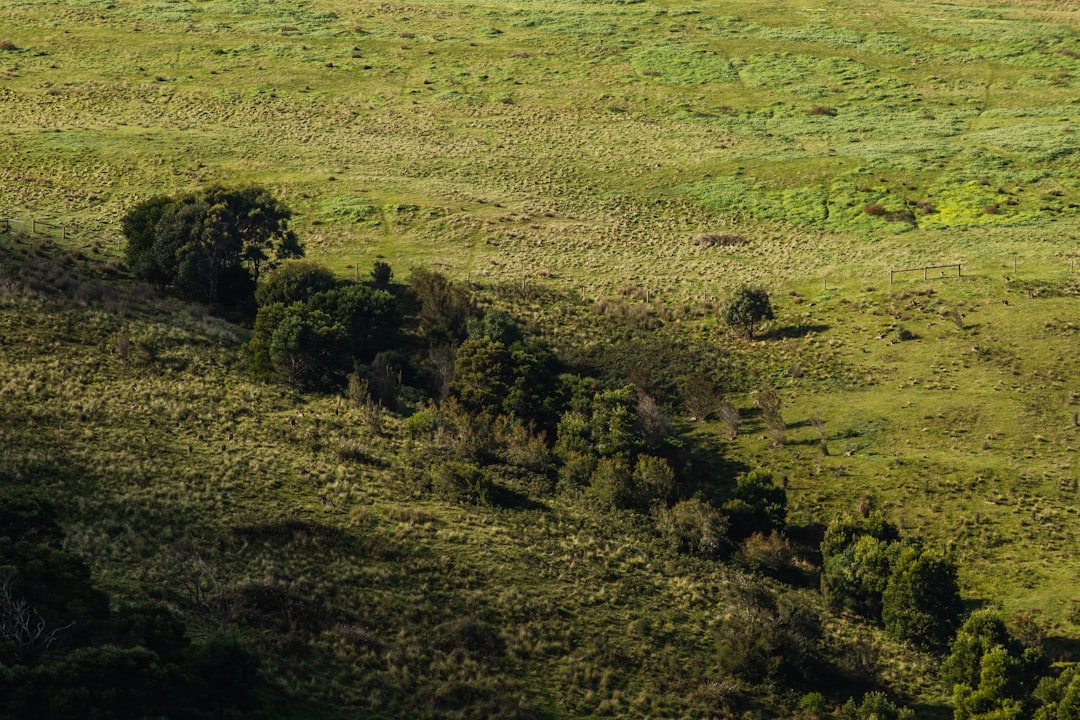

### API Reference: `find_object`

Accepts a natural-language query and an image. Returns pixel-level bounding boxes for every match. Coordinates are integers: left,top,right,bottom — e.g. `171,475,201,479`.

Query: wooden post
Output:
957,264,961,277
645,288,650,303
890,270,894,285
31,220,36,235
824,276,828,290
1013,256,1017,273
923,266,928,280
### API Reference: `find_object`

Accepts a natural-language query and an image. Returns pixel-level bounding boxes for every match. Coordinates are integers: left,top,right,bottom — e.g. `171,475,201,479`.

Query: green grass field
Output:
1,0,1079,716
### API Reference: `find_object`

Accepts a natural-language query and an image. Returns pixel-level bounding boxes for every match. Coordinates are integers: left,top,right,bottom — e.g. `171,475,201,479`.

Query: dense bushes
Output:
0,494,270,719
820,513,963,650
247,282,399,390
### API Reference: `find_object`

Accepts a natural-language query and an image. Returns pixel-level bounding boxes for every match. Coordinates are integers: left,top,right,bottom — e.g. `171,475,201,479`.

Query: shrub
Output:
721,286,774,340
255,260,337,308
431,460,491,504
655,498,727,556
881,546,964,650
371,260,393,288
863,203,886,216
724,469,787,541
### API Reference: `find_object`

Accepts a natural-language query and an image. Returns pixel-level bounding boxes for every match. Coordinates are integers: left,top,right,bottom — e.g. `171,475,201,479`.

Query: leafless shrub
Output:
718,397,740,439
637,392,672,448
0,570,74,664
756,390,785,447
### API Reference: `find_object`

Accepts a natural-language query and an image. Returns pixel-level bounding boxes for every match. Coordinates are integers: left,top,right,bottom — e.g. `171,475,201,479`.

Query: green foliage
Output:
430,460,492,504
837,691,915,720
821,513,963,648
723,469,787,541
122,185,300,310
371,260,393,289
654,498,728,557
409,267,474,344
467,309,524,347
881,545,964,650
588,386,643,459
248,283,398,389
722,286,774,340
254,260,338,308
947,611,1049,720
587,456,634,509
1033,666,1080,720
452,338,561,428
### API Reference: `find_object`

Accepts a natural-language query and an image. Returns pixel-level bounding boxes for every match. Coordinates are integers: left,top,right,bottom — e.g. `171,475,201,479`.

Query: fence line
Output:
889,263,961,284
0,217,68,240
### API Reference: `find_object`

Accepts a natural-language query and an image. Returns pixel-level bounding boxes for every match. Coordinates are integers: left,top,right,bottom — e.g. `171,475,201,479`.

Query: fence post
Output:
890,270,894,285
923,267,928,280
957,264,961,277
31,220,36,235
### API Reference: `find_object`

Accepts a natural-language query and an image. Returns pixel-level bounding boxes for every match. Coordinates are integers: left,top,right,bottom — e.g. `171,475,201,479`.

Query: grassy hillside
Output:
1,0,1079,716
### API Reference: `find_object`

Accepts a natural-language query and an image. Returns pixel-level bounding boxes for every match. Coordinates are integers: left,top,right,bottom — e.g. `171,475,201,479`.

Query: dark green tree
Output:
121,185,301,308
881,545,964,650
722,285,774,340
409,267,474,343
255,260,338,308
371,260,394,288
723,469,787,541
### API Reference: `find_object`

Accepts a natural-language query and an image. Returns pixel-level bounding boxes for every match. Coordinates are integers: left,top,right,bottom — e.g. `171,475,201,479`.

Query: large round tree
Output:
722,285,774,339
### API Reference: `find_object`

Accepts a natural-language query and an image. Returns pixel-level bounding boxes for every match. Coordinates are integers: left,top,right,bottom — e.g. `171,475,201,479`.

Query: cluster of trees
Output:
820,512,964,650
247,261,400,390
123,186,301,311
114,188,1079,719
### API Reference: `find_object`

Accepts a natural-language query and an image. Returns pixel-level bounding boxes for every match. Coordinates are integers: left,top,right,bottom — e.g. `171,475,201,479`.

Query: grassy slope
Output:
1,0,1079,713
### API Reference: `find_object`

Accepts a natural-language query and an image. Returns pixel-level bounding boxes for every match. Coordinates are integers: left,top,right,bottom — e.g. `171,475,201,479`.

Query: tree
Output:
881,545,964,650
371,260,394,288
255,260,338,308
722,285,774,339
122,185,301,309
724,469,787,541
409,267,474,343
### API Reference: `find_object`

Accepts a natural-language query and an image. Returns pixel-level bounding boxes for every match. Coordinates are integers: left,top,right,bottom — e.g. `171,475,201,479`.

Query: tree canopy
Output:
123,185,301,309
722,285,774,339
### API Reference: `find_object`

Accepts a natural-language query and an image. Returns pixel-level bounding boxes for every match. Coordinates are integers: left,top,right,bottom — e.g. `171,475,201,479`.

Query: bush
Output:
431,460,492,504
881,545,964,650
721,286,774,340
255,260,338,308
655,498,728,557
724,469,787,541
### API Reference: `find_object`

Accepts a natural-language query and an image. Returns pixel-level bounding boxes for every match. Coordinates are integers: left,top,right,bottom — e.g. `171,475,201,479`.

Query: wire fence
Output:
0,217,69,240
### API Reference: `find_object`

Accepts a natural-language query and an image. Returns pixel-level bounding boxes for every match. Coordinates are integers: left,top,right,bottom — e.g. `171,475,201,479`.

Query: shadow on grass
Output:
680,432,750,504
763,323,830,340
1045,635,1080,663
488,483,549,511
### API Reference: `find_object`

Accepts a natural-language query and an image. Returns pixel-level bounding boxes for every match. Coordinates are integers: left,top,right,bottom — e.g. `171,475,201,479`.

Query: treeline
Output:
20,186,1064,717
